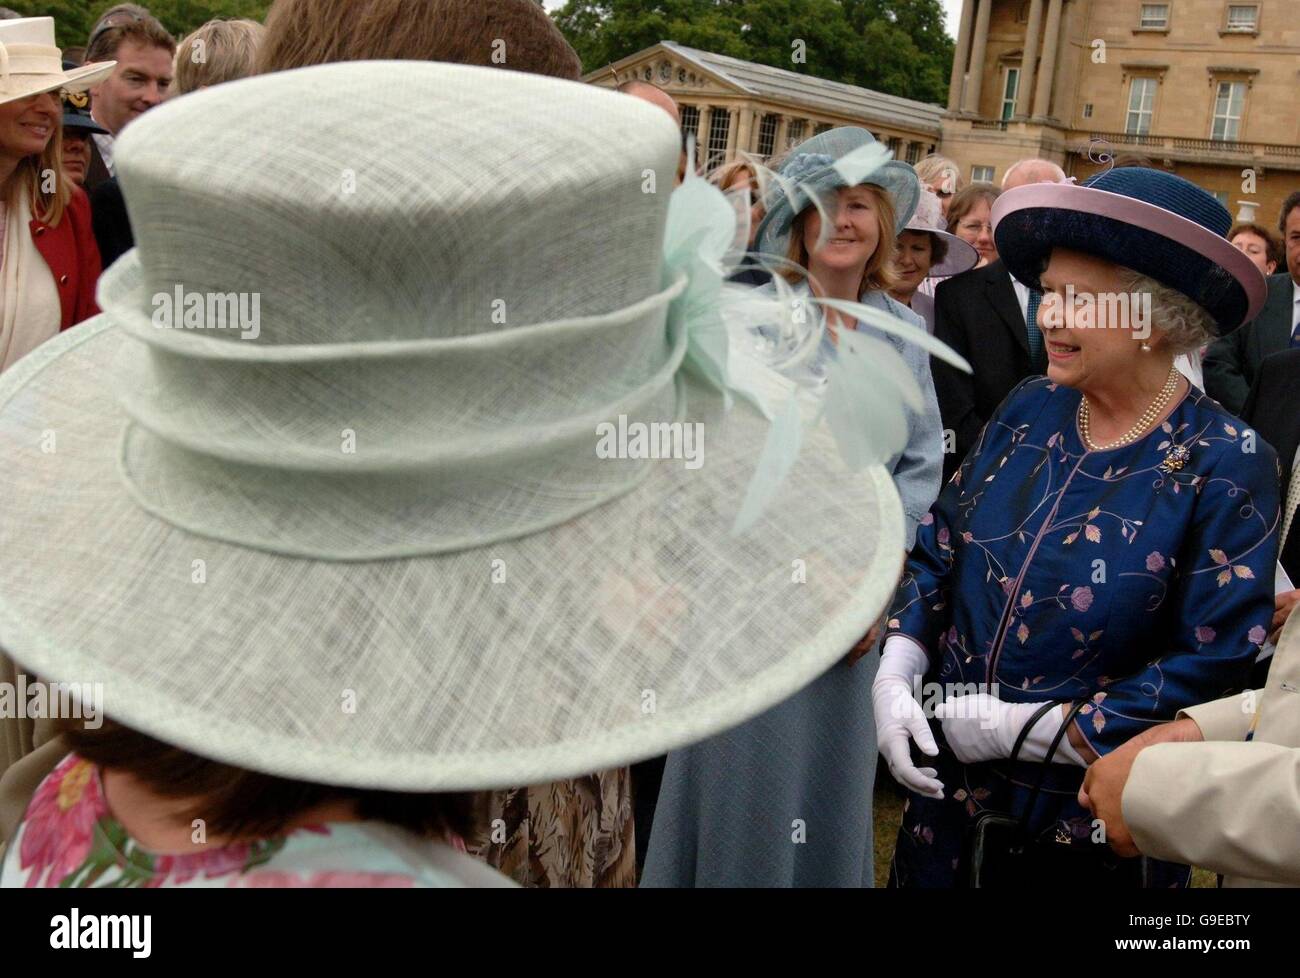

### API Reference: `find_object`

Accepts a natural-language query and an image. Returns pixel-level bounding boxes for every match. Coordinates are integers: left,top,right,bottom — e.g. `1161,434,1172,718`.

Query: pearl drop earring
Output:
1140,342,1151,351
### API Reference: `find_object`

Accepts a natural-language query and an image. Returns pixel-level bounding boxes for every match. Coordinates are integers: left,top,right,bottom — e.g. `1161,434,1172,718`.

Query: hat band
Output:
101,253,693,560
0,43,68,84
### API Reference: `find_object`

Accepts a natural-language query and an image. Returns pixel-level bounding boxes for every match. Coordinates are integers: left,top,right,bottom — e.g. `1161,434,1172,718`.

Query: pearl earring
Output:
1140,342,1151,351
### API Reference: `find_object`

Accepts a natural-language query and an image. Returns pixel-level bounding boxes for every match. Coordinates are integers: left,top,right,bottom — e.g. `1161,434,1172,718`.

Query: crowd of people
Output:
0,0,1296,890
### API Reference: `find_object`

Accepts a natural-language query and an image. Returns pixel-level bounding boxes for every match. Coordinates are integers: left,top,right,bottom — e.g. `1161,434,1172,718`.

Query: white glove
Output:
934,694,1085,766
872,636,943,798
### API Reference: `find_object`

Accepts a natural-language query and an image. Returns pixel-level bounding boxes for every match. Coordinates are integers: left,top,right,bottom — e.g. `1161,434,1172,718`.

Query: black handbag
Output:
963,699,1149,888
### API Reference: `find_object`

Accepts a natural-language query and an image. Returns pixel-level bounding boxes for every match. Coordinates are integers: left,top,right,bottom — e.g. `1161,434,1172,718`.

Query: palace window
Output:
1138,3,1169,29
757,114,779,157
1225,5,1259,32
886,136,902,158
1211,81,1246,141
972,165,995,183
1126,77,1157,135
786,119,806,150
680,104,700,149
707,108,731,168
905,142,922,165
1001,67,1020,121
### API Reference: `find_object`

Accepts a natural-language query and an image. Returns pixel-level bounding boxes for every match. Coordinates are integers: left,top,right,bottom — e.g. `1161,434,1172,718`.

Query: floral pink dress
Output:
0,753,515,888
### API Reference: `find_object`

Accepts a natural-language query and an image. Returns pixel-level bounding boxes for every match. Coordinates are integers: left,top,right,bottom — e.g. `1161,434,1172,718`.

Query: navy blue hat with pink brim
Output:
992,168,1267,335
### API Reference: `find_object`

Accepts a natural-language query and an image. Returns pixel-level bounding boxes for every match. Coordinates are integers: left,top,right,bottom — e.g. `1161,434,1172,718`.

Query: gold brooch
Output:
1159,444,1190,473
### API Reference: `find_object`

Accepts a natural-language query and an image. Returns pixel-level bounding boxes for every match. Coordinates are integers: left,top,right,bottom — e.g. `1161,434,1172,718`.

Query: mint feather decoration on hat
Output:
660,170,971,534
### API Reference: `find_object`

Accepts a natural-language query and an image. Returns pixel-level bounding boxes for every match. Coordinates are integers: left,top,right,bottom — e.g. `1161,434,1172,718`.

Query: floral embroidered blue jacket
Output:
887,377,1279,754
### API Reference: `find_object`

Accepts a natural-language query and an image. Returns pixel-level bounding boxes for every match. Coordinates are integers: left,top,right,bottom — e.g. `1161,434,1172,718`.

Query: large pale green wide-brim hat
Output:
0,61,904,792
755,126,921,257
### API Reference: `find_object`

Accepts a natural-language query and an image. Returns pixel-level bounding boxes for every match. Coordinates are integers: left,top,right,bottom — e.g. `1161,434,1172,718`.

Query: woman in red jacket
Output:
0,16,115,373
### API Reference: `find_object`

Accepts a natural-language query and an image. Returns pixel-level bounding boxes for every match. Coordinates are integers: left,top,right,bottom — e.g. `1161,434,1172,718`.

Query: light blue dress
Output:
640,285,944,887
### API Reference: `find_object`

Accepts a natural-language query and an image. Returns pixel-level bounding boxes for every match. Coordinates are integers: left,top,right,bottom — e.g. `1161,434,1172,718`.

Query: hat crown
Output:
1082,168,1232,238
114,60,679,346
0,16,57,49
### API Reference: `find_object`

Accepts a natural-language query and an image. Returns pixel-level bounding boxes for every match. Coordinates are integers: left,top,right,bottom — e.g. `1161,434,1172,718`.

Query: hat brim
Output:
0,317,905,792
62,115,110,135
0,60,116,108
992,183,1268,334
755,160,921,257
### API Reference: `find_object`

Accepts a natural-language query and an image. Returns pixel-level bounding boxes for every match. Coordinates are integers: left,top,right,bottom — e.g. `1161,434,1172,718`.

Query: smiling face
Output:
892,230,934,297
1037,248,1154,394
802,185,885,279
953,198,996,265
0,92,59,165
88,39,174,135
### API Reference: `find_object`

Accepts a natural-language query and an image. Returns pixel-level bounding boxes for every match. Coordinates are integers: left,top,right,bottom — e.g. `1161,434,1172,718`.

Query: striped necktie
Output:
1025,288,1046,373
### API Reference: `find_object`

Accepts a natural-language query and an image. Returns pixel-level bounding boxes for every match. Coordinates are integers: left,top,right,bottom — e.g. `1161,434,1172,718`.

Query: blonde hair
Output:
6,113,70,226
708,159,758,191
914,154,961,196
781,184,898,295
174,19,266,95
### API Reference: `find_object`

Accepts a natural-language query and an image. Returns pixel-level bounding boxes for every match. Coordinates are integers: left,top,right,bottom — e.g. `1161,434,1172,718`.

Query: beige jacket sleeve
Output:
1177,690,1256,742
1123,740,1300,885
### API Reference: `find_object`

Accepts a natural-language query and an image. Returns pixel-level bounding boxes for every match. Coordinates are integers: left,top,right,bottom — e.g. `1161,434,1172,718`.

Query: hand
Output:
933,695,1051,765
872,642,943,798
1269,589,1300,646
1077,718,1204,857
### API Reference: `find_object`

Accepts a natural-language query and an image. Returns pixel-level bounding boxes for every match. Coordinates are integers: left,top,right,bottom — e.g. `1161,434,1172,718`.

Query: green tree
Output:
8,0,272,50
553,0,953,105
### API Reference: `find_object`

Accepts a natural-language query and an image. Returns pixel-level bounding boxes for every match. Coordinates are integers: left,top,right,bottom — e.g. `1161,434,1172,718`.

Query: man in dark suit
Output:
1242,348,1300,678
1244,348,1300,581
1204,192,1300,415
931,258,1042,481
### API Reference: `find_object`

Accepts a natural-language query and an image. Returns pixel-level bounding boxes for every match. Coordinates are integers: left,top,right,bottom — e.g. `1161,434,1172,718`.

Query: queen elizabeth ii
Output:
875,168,1280,887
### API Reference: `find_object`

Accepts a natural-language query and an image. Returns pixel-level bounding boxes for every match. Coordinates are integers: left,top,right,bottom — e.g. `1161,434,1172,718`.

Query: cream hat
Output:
0,17,114,107
0,61,913,791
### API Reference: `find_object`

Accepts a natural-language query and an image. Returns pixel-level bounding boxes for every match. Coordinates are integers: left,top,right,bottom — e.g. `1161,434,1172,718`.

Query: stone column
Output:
774,115,790,155
735,105,755,156
1016,0,1045,119
1032,0,1064,120
963,0,993,115
724,107,738,159
696,105,712,166
948,0,977,113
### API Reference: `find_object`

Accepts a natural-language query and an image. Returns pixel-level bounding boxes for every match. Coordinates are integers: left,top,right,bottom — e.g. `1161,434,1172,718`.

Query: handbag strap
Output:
1005,698,1093,836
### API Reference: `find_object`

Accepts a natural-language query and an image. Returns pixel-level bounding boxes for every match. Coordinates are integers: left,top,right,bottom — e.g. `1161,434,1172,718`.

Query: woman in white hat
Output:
0,17,114,374
642,127,948,888
889,188,979,334
0,61,917,887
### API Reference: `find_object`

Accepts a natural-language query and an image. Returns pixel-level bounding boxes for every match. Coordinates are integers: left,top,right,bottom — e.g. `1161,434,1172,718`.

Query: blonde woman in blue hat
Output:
642,127,946,887
876,166,1278,888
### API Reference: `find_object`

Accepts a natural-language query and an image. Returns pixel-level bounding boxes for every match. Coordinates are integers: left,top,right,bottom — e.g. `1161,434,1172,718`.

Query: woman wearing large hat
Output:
876,166,1279,887
0,61,916,886
0,17,113,375
642,127,948,887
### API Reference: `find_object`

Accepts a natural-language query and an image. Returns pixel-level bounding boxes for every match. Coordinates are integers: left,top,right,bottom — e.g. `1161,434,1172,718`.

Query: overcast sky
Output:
540,1,964,38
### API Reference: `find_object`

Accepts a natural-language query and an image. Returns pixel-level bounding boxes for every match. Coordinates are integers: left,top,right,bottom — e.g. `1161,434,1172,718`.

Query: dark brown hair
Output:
85,8,176,64
65,719,481,842
1279,191,1300,236
257,0,582,79
1229,222,1282,269
945,183,1001,234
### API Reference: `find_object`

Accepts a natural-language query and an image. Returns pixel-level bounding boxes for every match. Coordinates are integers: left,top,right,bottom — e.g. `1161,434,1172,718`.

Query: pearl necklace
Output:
1078,366,1181,452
